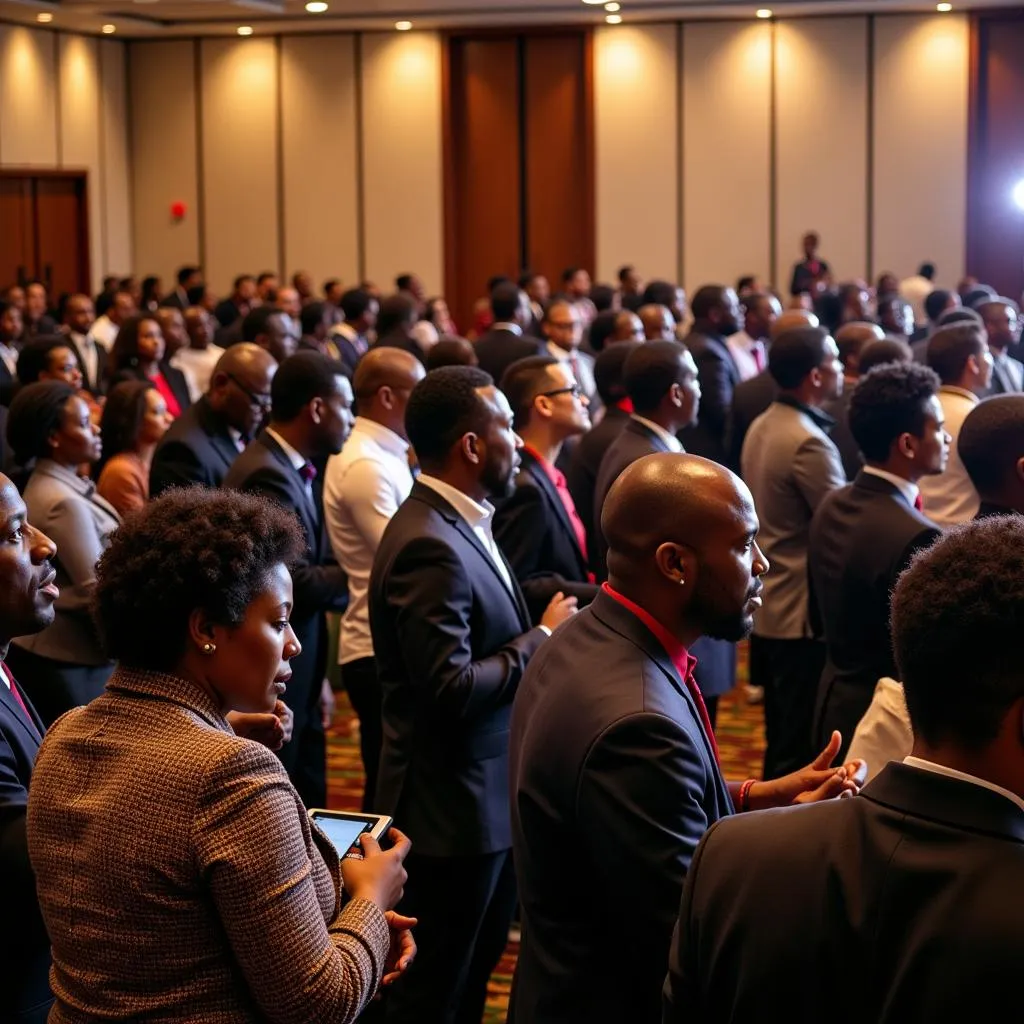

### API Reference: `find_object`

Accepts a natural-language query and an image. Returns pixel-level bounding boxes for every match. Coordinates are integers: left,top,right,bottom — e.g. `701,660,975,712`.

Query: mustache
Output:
748,582,764,601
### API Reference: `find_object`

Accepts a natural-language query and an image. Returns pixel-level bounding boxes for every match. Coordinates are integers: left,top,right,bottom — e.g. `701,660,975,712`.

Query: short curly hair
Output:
848,361,941,462
405,365,493,469
959,394,1024,494
93,488,305,671
892,516,1024,749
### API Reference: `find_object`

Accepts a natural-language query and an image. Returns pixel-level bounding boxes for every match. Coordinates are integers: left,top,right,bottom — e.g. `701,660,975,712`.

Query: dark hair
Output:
405,365,493,468
241,305,284,343
141,276,161,308
186,284,206,307
233,274,255,292
836,329,874,369
395,274,414,292
340,288,374,322
93,488,305,671
768,326,831,389
590,284,616,314
6,381,77,464
95,381,153,479
109,313,160,374
642,280,679,314
935,306,982,329
378,294,418,337
618,265,635,284
892,517,1024,748
736,275,756,293
923,289,952,323
270,351,346,423
587,310,618,354
516,272,537,290
690,285,729,321
256,271,277,286
594,341,638,405
919,262,936,280
176,265,200,287
624,340,690,413
848,362,941,462
322,277,341,295
424,298,449,330
958,395,1024,494
561,267,581,284
16,335,74,385
500,356,560,430
300,301,327,336
857,338,913,375
491,281,521,322
426,337,477,371
926,323,986,384
963,285,998,310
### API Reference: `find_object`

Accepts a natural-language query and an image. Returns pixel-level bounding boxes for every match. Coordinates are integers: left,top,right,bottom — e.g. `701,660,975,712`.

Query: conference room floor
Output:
324,645,766,1024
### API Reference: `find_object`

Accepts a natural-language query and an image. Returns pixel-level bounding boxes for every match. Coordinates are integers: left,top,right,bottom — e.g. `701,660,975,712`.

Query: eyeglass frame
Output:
227,372,272,411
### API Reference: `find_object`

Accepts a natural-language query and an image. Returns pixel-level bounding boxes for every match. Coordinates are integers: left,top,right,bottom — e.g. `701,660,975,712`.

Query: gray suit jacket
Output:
740,399,845,640
13,461,120,665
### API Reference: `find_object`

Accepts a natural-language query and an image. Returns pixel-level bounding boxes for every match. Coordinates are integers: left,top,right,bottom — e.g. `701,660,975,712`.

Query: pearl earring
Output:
202,642,216,654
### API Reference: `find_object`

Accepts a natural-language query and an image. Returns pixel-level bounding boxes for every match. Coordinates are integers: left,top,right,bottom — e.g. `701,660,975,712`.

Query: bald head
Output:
353,346,426,436
835,320,886,375
638,303,676,341
770,309,819,340
209,342,278,437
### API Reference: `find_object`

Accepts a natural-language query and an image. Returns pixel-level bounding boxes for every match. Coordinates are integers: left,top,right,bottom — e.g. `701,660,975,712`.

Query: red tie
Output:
299,462,317,484
914,493,923,512
683,669,720,766
752,343,766,374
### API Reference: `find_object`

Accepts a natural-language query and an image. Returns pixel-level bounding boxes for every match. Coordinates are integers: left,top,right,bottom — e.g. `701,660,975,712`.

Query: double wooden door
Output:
0,172,90,298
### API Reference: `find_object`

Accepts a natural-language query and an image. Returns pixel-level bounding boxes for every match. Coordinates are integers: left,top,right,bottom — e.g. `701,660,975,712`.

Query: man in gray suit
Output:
741,326,845,777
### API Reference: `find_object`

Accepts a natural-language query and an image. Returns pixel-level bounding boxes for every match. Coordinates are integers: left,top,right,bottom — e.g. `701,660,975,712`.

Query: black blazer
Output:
369,480,546,857
509,590,733,1024
0,359,16,407
664,761,1024,1024
0,679,52,1022
373,329,425,366
727,369,777,473
494,447,598,623
149,396,243,497
110,363,192,417
808,470,940,753
566,404,629,575
679,325,740,465
823,388,861,480
474,328,544,385
62,333,103,396
159,288,188,311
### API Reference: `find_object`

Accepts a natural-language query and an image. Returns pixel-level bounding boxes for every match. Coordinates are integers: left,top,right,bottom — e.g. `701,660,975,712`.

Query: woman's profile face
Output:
140,389,173,445
51,395,101,467
210,562,301,714
136,318,165,364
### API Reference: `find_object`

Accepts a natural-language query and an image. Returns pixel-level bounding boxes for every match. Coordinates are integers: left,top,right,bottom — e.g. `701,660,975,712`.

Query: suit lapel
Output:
0,677,43,748
258,433,319,548
521,453,588,575
627,418,672,454
197,400,242,471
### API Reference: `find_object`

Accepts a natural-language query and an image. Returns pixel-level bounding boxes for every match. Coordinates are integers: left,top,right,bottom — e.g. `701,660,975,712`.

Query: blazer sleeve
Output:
381,534,547,720
693,346,733,438
192,741,390,1024
891,526,940,591
44,495,107,615
150,438,213,496
792,433,846,513
97,459,146,519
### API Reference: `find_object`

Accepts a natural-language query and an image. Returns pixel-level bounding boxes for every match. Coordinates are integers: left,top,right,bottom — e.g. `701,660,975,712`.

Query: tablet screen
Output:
312,815,368,855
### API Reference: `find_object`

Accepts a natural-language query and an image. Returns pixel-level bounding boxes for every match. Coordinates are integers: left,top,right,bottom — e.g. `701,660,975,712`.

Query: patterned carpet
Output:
325,640,765,1024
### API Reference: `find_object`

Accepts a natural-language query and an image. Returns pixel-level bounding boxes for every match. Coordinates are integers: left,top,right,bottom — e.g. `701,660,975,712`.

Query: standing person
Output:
977,298,1022,394
473,282,543,385
728,292,780,382
322,348,426,811
899,260,937,328
790,231,831,297
542,299,597,407
369,366,576,1024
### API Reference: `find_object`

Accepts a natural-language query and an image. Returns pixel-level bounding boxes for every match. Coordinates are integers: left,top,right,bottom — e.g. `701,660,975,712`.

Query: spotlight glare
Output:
936,3,952,11
605,2,620,10
756,8,772,17
605,12,622,23
102,23,116,33
237,25,254,34
1012,179,1024,213
36,12,53,22
305,1,328,11
395,19,412,29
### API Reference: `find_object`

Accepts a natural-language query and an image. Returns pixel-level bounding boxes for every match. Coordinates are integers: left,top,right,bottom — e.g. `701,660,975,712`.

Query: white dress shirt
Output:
416,473,514,593
173,344,224,400
904,755,1024,814
631,414,684,453
726,330,766,383
89,314,120,352
847,677,913,781
917,386,980,527
0,660,11,691
0,343,17,377
492,322,523,336
861,465,919,509
69,330,105,389
323,418,413,665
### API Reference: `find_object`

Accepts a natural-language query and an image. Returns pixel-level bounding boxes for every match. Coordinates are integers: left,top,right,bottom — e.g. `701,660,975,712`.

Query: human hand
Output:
540,591,578,632
381,911,417,986
226,702,292,751
320,678,336,731
340,828,412,912
750,731,865,809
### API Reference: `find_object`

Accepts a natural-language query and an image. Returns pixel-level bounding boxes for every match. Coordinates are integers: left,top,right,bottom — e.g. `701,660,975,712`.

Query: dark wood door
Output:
0,178,37,290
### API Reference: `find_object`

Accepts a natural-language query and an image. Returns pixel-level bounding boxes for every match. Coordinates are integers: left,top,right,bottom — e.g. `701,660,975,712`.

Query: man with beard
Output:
508,454,865,1024
369,365,577,1024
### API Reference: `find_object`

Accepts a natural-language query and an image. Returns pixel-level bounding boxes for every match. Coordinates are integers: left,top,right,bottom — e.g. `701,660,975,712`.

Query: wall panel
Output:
280,34,358,290
774,17,868,289
594,23,678,285
129,41,198,289
360,32,444,295
682,21,771,295
0,26,59,166
100,39,132,281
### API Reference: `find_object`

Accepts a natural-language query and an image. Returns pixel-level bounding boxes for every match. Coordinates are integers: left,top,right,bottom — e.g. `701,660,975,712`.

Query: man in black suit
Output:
510,454,862,1024
495,356,599,622
154,307,197,414
369,366,576,1024
665,516,1024,1024
373,292,426,366
241,304,298,365
213,274,257,329
679,284,743,464
978,298,1023,394
474,280,543,384
329,287,378,377
150,343,277,496
223,352,353,807
810,361,948,757
159,265,202,311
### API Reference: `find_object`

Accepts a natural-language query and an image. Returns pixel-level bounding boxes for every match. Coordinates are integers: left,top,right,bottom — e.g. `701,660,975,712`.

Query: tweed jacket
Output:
26,667,390,1024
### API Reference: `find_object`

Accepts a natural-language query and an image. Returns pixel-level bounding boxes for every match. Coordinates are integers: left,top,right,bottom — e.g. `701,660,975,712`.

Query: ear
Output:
378,385,395,411
534,395,554,421
668,382,684,408
187,608,218,652
896,431,916,459
1015,456,1024,485
809,366,824,389
654,541,697,587
461,432,482,466
309,396,325,424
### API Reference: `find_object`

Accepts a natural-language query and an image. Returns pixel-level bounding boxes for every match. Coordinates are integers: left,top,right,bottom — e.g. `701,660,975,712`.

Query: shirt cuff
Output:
537,625,552,637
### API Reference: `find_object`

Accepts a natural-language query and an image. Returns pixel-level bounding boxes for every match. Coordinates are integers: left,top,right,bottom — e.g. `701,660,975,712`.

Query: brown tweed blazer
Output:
26,667,390,1023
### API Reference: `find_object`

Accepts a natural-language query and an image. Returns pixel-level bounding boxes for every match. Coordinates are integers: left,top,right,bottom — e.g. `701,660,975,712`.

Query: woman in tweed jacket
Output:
26,488,414,1023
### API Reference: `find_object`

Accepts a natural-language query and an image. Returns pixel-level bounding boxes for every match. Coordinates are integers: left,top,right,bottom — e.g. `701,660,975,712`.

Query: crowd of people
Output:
1,236,1022,1024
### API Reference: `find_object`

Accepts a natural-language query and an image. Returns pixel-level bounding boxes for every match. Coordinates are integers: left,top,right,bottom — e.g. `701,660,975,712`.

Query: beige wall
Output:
0,26,130,291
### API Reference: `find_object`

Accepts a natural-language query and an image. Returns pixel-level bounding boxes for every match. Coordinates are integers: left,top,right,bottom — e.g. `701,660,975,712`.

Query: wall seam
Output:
676,20,684,287
98,36,109,279
866,13,875,282
194,38,206,269
768,17,778,291
354,32,366,282
275,34,285,276
53,31,62,167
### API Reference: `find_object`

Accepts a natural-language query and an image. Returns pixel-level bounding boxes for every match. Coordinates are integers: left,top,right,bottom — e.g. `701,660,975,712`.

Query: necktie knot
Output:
299,462,317,484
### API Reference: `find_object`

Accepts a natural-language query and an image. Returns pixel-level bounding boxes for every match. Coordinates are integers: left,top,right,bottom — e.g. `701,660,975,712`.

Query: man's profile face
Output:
478,386,522,500
0,479,58,642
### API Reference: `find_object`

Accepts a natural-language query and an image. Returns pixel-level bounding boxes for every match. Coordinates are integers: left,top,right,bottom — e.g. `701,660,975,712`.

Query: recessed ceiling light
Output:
756,8,772,18
604,2,620,10
305,0,328,10
395,20,412,29
582,0,606,5
936,2,952,9
605,12,622,23
36,11,53,21
237,25,254,35
102,23,116,33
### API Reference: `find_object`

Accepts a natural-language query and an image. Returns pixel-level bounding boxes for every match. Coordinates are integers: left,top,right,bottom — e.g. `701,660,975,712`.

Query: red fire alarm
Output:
170,200,187,220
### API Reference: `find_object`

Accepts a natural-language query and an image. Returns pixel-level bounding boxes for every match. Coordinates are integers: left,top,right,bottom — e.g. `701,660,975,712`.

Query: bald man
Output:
510,454,863,1024
323,347,425,810
639,303,676,341
150,342,278,496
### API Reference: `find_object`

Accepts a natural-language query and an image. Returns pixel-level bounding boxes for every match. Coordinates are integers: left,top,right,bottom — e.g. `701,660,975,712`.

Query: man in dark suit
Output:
474,280,543,385
810,361,947,757
213,274,257,329
223,351,353,807
154,307,197,414
150,343,277,496
495,356,599,622
329,287,378,377
159,265,202,311
369,366,576,1024
510,454,862,1024
679,284,743,464
373,292,426,366
665,516,1024,1024
978,298,1023,394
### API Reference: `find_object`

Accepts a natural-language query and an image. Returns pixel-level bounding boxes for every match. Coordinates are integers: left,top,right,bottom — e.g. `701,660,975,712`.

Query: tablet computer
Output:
308,809,393,858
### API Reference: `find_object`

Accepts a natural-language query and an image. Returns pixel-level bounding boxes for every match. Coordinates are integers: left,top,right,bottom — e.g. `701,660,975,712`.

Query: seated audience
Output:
638,303,676,341
60,294,103,395
26,488,414,1023
0,299,23,403
242,304,298,364
175,306,223,399
875,292,914,339
140,275,162,312
909,287,959,350
641,280,688,331
108,314,183,419
214,274,257,329
977,297,1022,394
16,335,85,390
425,336,477,370
374,293,428,365
728,292,780,381
299,300,334,357
154,307,199,412
23,282,57,339
665,516,1024,1023
424,297,456,337
159,265,202,310
330,288,377,377
90,288,135,352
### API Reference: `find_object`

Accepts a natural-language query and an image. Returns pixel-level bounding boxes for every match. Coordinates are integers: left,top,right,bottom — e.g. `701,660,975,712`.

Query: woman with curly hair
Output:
26,487,416,1023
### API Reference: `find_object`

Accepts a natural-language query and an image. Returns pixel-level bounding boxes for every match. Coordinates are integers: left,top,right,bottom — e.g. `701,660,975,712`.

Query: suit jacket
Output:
808,471,940,752
61,331,105,395
474,328,544,384
988,352,1024,395
741,399,846,639
0,357,16,407
726,370,777,473
664,762,1024,1024
823,387,862,481
159,287,188,311
111,362,192,417
369,480,546,857
12,461,119,666
679,325,740,465
26,666,389,1023
509,590,733,1024
214,297,243,329
494,447,598,623
150,396,243,496
0,680,51,1022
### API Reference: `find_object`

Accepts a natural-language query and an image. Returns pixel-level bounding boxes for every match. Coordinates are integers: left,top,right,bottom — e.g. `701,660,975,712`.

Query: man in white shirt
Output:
898,261,937,329
729,292,781,381
322,347,425,810
918,321,993,526
89,288,135,353
174,307,224,400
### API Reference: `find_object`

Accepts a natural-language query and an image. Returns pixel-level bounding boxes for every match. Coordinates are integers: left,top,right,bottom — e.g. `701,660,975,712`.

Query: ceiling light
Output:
936,2,952,9
237,25,254,35
582,0,606,5
606,13,622,23
756,8,772,18
102,23,116,33
604,2,620,10
36,11,53,21
233,0,284,11
305,0,328,10
395,20,412,29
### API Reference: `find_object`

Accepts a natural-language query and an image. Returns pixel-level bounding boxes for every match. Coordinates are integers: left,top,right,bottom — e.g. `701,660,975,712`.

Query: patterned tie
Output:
299,462,317,484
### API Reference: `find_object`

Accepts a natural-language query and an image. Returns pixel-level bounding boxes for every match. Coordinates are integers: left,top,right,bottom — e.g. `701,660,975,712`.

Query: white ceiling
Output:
0,0,1015,38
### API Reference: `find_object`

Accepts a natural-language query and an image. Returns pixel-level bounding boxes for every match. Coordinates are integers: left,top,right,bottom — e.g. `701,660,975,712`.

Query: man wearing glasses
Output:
150,342,278,497
542,299,599,411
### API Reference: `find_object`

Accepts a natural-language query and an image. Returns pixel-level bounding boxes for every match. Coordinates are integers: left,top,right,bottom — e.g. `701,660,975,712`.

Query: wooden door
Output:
34,176,90,299
0,178,36,289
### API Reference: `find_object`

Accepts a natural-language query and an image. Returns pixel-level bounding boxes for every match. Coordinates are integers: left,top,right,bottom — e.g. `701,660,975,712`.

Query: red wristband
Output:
738,778,755,812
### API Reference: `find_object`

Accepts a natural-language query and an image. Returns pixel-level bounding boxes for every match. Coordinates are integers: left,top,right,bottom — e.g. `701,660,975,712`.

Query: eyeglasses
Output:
227,373,272,411
539,384,584,400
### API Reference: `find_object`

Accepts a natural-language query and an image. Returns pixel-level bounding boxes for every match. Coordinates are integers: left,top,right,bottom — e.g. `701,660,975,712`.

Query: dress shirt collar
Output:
493,322,523,336
904,756,1024,815
264,426,307,472
775,393,836,431
332,321,358,341
939,384,980,406
0,660,10,691
861,465,919,508
729,329,758,350
417,473,496,529
227,425,245,452
352,416,409,458
630,414,684,453
601,582,696,681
